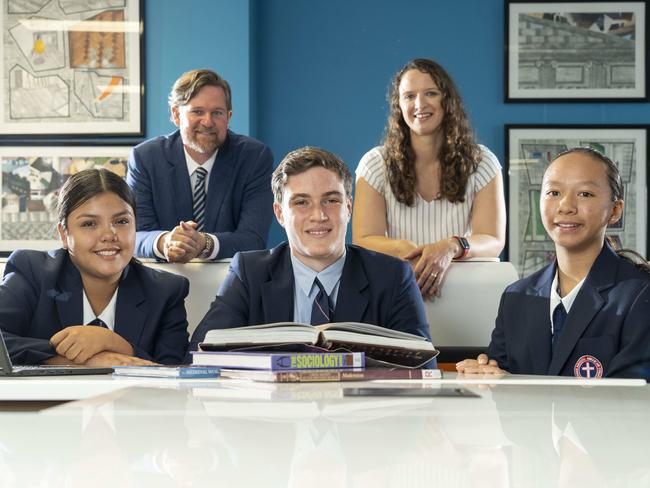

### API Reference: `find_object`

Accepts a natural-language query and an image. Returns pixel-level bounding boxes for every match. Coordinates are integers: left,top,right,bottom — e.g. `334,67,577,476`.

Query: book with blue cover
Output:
112,365,221,378
191,350,365,371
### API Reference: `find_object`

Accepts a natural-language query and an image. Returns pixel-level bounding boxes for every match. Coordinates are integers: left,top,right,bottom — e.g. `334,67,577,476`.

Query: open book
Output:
199,322,438,368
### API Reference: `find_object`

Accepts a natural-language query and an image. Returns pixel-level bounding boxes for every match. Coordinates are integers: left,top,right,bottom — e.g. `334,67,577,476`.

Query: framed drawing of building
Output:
505,125,648,277
0,0,144,136
506,1,647,101
0,142,132,253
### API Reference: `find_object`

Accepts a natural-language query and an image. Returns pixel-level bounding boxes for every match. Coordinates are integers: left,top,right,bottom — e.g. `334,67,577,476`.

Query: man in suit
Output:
127,69,273,262
189,146,431,352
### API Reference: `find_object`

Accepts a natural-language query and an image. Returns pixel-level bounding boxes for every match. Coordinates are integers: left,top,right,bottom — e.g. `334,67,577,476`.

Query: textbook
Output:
112,365,221,379
191,351,365,370
199,322,437,368
218,367,441,383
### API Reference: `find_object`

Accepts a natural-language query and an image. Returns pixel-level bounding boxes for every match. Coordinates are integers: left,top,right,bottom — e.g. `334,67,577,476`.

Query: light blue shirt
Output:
290,251,346,324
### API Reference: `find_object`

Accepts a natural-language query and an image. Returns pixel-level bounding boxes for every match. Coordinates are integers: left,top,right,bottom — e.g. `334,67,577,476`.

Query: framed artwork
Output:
0,142,132,253
505,1,647,102
0,0,144,136
505,125,648,277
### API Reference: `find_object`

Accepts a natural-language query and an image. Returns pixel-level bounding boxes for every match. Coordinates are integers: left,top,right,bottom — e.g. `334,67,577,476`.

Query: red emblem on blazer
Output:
574,355,603,379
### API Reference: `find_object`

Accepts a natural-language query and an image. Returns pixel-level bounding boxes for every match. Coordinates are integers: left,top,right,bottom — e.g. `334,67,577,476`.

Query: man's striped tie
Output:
193,167,208,232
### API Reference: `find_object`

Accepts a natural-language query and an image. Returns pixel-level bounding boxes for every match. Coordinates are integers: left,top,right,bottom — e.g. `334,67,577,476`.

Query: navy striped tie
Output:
192,167,208,232
310,278,334,326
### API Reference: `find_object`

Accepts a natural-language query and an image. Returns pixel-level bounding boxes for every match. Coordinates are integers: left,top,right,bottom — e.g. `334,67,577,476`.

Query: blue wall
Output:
145,0,252,137
146,0,650,248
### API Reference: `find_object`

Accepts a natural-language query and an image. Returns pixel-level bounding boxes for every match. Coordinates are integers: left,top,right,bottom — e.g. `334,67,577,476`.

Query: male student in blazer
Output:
127,69,273,262
189,146,431,353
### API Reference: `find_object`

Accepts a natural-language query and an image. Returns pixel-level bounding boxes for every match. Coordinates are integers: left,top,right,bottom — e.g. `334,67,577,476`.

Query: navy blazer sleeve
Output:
130,272,190,365
127,145,164,258
608,282,650,379
0,252,56,364
212,143,273,259
384,260,431,341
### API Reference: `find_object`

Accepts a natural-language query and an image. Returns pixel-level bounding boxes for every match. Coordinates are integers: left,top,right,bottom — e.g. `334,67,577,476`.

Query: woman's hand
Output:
84,351,157,367
403,238,458,299
456,354,506,375
50,326,134,364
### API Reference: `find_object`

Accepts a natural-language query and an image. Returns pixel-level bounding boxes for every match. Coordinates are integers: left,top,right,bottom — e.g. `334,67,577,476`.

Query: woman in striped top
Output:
353,58,506,299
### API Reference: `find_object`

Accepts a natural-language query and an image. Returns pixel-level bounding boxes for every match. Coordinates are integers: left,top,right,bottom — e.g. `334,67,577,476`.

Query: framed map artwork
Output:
505,125,648,277
0,142,132,253
0,0,144,136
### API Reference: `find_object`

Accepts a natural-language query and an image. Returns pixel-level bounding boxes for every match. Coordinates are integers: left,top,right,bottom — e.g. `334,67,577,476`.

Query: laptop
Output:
0,331,113,376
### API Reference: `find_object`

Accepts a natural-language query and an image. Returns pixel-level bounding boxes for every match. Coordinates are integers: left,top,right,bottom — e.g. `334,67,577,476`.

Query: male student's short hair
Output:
168,69,232,114
272,147,353,203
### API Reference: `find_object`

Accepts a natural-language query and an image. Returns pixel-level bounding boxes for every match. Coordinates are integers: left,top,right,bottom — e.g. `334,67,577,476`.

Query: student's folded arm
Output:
149,276,190,365
385,260,431,340
352,178,419,259
608,282,650,380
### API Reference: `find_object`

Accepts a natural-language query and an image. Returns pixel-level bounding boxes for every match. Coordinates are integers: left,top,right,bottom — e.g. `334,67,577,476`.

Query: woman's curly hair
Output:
383,58,481,206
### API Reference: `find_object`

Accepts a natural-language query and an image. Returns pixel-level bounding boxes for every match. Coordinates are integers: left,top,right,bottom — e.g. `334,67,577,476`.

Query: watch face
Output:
459,237,469,249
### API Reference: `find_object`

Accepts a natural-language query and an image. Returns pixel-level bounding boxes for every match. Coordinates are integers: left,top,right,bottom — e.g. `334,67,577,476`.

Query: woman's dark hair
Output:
551,147,650,275
58,169,136,229
383,58,481,206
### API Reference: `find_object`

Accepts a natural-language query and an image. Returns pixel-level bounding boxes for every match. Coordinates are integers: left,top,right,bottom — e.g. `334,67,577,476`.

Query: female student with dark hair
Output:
353,58,506,298
457,148,650,379
0,169,189,366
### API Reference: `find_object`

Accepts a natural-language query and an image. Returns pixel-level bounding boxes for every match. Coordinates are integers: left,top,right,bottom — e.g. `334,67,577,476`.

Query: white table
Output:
0,373,648,487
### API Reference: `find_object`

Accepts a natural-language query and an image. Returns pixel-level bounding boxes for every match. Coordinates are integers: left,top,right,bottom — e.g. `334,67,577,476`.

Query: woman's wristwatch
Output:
453,236,470,259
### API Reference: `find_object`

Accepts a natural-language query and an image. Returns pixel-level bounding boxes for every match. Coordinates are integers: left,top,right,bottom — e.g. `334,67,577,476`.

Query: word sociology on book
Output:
192,351,365,371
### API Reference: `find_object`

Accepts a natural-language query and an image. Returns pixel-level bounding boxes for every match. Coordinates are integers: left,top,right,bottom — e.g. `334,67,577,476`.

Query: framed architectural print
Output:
506,1,647,101
0,0,144,136
0,142,132,253
505,125,648,277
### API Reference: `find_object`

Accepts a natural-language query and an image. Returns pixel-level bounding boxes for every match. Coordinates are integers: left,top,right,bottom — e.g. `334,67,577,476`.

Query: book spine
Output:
269,369,440,382
269,352,365,371
178,367,221,378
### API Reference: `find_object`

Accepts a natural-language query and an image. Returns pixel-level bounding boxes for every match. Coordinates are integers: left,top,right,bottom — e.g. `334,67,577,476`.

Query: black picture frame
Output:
505,124,648,277
505,0,648,102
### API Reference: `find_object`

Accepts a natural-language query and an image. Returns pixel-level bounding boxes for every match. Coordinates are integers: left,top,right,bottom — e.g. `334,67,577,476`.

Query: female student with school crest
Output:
457,148,650,379
0,169,189,366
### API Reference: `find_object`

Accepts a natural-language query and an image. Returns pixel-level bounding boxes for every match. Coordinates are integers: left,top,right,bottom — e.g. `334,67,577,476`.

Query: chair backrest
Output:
426,260,518,348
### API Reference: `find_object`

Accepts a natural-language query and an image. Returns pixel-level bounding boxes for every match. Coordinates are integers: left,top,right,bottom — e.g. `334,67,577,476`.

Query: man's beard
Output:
183,128,221,154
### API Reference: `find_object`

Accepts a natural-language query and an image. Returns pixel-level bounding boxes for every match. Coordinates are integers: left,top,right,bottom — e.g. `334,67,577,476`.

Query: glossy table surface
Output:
0,373,648,487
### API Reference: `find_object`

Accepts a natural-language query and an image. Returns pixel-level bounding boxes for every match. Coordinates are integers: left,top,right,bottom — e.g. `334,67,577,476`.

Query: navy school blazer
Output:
487,243,650,379
189,242,431,354
0,249,189,365
126,129,274,259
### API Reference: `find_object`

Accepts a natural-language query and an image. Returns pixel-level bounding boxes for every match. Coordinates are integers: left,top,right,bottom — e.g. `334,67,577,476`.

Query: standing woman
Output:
353,58,506,298
0,169,189,366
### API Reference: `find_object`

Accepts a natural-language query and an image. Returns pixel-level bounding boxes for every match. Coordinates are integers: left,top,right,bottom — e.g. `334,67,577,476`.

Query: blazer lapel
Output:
547,246,616,375
166,134,193,221
114,265,147,346
204,132,235,231
334,249,369,323
55,257,84,327
261,246,295,323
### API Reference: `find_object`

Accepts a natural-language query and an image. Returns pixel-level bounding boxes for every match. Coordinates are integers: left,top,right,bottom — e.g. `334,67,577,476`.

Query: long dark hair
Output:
383,58,481,206
552,147,650,275
58,169,136,230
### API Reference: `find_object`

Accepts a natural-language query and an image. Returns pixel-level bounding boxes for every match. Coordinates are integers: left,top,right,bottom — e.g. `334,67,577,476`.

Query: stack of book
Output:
192,321,440,383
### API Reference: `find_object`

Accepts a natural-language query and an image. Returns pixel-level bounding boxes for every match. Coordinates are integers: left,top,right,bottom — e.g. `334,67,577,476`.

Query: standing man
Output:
189,146,431,353
127,69,273,262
